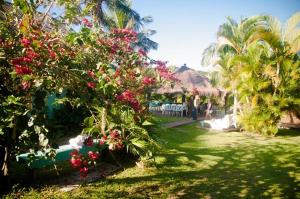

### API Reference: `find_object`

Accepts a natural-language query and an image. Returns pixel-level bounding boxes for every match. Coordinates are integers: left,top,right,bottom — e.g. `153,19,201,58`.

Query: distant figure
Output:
188,96,194,117
193,95,200,116
205,99,212,119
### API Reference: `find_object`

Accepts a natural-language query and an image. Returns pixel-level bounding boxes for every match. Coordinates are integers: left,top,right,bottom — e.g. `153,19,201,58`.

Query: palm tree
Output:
202,16,268,126
56,0,140,29
91,0,141,28
106,2,158,52
202,13,300,134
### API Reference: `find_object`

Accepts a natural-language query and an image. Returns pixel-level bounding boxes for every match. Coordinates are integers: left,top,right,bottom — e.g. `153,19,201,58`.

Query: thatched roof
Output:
156,65,220,96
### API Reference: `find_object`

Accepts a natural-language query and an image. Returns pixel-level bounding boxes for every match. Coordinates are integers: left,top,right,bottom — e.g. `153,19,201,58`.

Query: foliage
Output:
202,13,300,135
0,0,175,180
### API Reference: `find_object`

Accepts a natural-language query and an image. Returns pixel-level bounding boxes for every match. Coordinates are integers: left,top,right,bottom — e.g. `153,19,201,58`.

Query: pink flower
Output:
138,49,147,57
99,135,107,145
21,81,31,90
20,38,31,48
88,151,99,160
130,99,140,111
87,71,95,78
70,157,82,168
48,49,57,59
26,50,39,59
110,130,120,139
15,65,32,75
12,57,32,65
82,18,93,28
142,76,156,86
116,90,135,102
87,82,96,89
79,167,89,178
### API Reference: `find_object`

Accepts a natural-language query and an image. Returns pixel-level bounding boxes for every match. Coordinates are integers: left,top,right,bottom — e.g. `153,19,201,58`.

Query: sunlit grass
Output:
7,124,300,198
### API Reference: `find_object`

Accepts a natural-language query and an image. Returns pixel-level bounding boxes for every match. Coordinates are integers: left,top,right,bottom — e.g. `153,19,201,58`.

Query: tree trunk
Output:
233,90,238,128
94,0,104,26
101,107,107,135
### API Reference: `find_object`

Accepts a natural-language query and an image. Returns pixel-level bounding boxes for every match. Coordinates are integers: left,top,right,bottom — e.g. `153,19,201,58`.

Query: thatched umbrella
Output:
156,64,220,96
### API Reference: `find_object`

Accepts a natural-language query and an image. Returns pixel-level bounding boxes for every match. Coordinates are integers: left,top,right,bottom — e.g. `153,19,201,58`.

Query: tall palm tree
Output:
91,0,141,28
202,16,268,126
202,13,300,134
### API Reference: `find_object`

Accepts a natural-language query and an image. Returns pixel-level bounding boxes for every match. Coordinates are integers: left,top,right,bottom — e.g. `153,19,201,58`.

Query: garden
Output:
1,0,299,198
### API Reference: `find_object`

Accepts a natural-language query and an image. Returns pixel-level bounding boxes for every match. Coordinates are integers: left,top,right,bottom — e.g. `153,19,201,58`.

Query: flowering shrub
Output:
70,148,100,178
0,1,176,179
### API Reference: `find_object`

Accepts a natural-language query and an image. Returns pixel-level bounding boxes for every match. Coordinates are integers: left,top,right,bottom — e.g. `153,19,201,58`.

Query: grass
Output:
152,114,189,124
6,124,300,198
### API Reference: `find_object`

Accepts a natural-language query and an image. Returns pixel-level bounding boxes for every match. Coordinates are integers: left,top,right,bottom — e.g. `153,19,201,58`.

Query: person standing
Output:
205,99,212,119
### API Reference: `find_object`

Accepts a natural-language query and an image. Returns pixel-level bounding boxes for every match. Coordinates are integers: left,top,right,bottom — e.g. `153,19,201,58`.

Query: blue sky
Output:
132,0,300,71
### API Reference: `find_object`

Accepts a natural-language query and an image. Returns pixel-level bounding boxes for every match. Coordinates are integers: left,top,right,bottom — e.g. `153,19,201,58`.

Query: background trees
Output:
202,13,300,135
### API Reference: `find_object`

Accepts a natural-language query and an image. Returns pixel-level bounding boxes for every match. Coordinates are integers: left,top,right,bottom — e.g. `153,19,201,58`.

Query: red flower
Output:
99,135,107,145
130,99,140,111
142,76,156,86
79,167,89,178
87,71,95,78
26,49,39,59
15,65,32,75
116,90,135,102
70,150,79,157
82,160,88,166
20,38,31,48
88,151,99,160
138,49,147,57
110,130,120,139
48,49,57,59
21,81,31,90
70,157,82,168
12,57,32,65
87,82,96,89
85,137,93,146
82,18,93,28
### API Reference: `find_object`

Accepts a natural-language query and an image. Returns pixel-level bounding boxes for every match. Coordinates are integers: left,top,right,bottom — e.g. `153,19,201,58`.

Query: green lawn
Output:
152,114,190,123
7,124,300,198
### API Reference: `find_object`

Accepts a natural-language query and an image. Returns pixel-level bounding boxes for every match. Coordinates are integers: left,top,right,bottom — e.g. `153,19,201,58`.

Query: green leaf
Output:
142,120,153,126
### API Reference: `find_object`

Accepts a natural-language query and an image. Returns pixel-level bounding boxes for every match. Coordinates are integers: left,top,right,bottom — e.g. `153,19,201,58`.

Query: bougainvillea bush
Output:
0,1,175,180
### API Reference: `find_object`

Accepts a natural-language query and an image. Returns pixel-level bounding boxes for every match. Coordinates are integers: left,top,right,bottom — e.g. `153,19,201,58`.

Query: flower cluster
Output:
15,65,32,75
142,76,156,86
70,149,100,178
155,61,178,81
116,90,140,111
107,130,123,150
112,29,138,42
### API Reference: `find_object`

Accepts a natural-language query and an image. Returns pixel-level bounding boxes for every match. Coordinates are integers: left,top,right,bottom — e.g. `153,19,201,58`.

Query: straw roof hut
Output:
156,64,220,96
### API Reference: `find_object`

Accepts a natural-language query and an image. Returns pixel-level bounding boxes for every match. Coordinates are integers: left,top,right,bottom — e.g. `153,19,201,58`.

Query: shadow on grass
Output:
277,128,300,137
7,124,300,199
72,124,300,199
